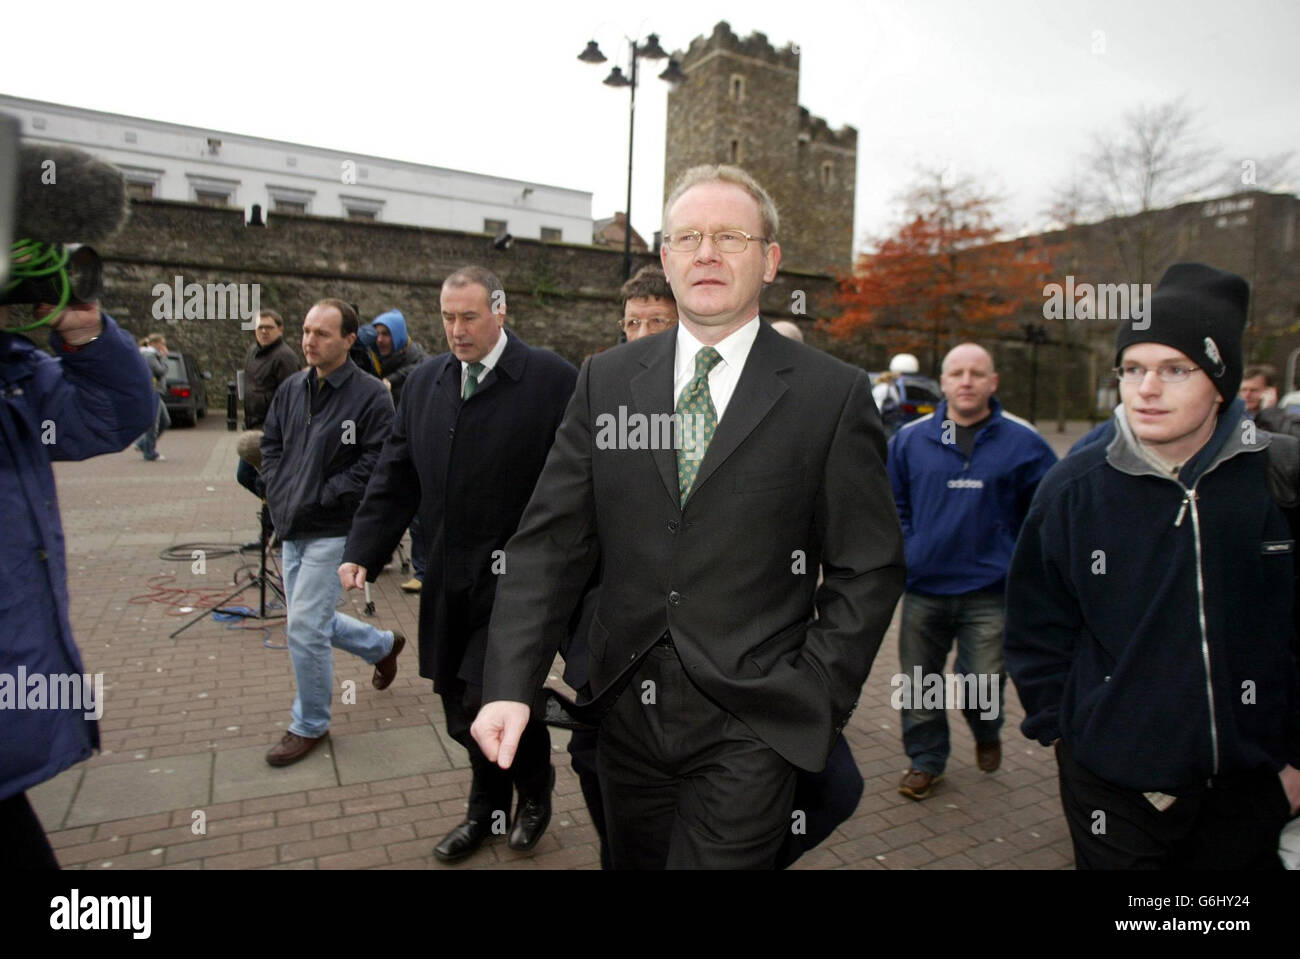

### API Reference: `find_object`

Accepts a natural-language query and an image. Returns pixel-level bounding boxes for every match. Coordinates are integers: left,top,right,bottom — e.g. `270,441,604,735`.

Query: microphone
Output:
236,430,264,472
3,143,129,325
15,143,128,245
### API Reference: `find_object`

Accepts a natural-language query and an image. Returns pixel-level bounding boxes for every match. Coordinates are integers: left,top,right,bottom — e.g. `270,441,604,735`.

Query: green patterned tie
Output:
463,361,485,400
676,346,723,503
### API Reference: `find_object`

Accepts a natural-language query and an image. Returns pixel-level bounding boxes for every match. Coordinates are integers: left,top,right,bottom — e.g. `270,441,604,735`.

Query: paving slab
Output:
28,766,83,832
212,742,338,802
66,752,212,827
333,725,453,785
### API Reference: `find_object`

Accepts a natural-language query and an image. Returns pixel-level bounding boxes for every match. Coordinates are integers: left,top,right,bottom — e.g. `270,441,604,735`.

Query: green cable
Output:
4,240,72,333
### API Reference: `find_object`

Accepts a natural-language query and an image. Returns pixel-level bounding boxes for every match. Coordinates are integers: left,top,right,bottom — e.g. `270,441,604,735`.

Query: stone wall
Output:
92,199,840,406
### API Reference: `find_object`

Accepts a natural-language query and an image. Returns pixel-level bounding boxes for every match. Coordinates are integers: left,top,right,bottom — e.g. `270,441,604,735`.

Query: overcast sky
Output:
4,0,1296,254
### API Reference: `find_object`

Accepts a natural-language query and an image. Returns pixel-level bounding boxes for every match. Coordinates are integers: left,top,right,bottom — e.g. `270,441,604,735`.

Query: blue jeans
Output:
898,590,1006,775
136,396,170,460
408,514,426,580
282,535,396,738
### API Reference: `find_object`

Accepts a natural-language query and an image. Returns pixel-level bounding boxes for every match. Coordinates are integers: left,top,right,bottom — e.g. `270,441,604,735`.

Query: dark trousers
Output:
567,726,612,869
440,678,552,823
596,643,798,869
1056,740,1290,869
573,721,861,870
236,457,259,496
0,792,59,870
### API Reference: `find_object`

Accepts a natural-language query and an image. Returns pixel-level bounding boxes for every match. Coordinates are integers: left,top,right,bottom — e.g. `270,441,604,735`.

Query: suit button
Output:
448,428,455,438
667,521,678,533
668,591,681,606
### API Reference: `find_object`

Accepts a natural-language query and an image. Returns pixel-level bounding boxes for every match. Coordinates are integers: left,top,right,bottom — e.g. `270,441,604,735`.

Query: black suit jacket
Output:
484,321,905,771
344,329,577,690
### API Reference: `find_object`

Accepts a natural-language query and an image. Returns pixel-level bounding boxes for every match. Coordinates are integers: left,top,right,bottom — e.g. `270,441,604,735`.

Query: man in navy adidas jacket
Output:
888,343,1057,801
1005,263,1300,869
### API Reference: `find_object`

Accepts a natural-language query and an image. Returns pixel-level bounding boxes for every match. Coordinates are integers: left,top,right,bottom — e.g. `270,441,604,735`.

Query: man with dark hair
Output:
238,308,299,496
1006,263,1300,869
340,267,577,863
1241,363,1300,439
474,165,904,868
259,299,404,767
619,266,678,342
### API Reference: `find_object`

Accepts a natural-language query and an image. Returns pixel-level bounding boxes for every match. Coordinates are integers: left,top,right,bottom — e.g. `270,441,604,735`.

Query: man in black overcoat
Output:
340,266,578,863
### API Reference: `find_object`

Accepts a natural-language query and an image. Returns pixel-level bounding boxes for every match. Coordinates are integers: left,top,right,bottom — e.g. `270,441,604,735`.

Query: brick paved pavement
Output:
28,414,1098,869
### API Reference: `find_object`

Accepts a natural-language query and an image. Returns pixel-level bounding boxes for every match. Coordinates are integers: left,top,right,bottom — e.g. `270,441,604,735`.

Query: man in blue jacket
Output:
1006,263,1300,868
888,343,1057,800
1,300,156,868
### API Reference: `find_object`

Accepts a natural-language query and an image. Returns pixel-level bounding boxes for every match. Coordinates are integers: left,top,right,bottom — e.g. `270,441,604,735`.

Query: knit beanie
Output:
1114,262,1249,403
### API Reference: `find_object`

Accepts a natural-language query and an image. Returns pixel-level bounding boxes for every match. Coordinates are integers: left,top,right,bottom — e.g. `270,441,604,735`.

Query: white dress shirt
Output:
461,326,508,395
673,316,760,422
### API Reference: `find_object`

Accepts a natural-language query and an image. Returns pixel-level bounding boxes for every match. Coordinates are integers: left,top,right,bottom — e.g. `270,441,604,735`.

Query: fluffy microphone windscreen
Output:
15,143,128,245
236,430,264,471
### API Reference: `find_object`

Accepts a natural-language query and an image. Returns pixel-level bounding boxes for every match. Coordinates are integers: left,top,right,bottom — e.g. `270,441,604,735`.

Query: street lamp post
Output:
579,34,685,280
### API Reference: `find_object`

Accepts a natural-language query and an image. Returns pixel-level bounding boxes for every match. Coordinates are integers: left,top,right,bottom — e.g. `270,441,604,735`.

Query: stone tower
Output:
663,21,857,274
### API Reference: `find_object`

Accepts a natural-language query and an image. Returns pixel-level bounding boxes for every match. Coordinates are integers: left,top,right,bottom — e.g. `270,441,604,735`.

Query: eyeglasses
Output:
662,230,766,253
1114,364,1202,384
620,317,676,333
256,325,278,332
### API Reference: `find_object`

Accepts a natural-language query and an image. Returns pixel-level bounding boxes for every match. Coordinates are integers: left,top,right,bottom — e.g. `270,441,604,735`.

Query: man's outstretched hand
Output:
472,701,531,769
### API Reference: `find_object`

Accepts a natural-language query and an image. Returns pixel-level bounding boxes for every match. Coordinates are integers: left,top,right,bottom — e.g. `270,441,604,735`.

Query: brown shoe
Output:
372,631,406,690
975,740,1002,772
400,577,422,593
898,768,942,800
266,731,328,767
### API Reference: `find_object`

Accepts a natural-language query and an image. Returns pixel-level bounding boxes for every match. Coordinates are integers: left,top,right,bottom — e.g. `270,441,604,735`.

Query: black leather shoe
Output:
434,818,490,863
508,767,555,852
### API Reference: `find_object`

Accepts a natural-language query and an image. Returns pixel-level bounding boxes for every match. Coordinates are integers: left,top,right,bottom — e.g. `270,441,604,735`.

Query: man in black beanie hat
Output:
1005,262,1300,869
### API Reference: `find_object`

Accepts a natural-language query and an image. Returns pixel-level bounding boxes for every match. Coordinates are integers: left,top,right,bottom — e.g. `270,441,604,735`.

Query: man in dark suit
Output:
339,266,578,864
474,165,905,868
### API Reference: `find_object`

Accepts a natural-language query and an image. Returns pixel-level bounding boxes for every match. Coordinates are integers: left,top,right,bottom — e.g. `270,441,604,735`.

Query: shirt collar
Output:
674,315,760,375
463,325,508,374
310,361,355,390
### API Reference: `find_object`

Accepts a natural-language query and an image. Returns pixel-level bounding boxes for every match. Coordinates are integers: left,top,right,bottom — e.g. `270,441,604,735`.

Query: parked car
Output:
868,371,943,432
163,352,211,426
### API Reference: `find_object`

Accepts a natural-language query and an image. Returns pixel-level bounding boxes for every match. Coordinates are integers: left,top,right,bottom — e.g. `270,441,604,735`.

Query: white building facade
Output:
1,95,592,243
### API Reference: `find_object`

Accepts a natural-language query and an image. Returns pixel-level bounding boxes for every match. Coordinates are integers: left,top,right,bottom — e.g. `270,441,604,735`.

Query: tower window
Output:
821,160,834,188
729,138,741,164
729,74,745,103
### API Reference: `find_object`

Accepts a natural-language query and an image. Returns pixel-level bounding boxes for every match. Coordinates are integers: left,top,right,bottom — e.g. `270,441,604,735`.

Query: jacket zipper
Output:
1172,484,1220,774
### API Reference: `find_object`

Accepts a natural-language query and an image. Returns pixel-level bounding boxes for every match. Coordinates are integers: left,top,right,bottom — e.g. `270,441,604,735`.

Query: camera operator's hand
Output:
37,300,103,346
